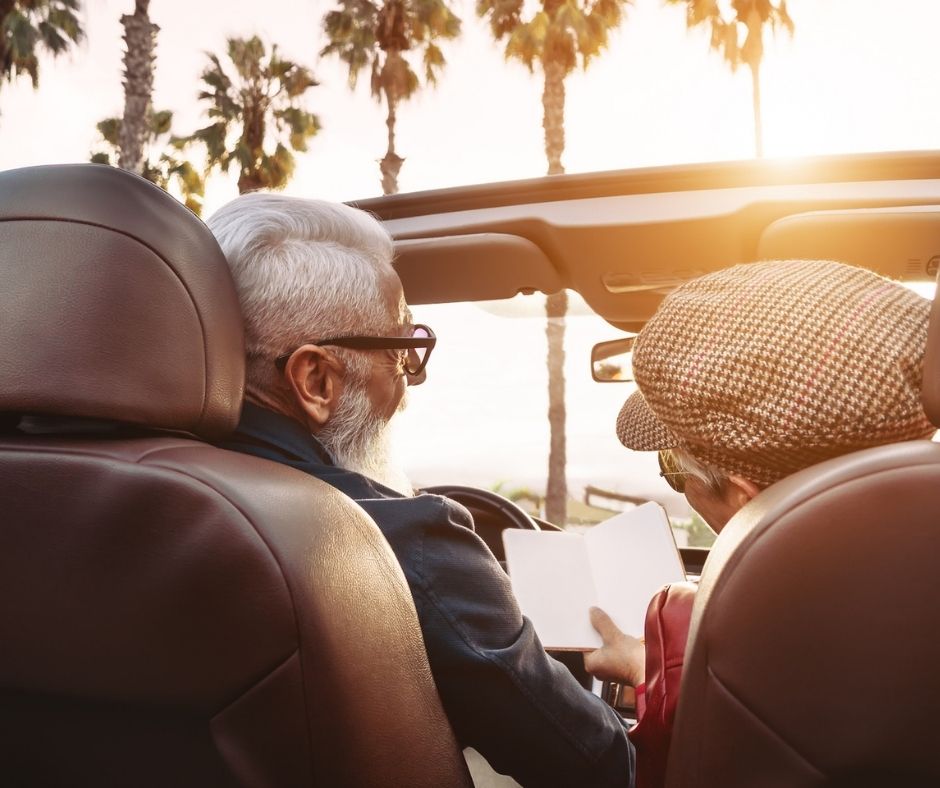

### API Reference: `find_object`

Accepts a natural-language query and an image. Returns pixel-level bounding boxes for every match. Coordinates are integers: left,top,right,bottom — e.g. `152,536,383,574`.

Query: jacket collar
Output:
234,401,336,467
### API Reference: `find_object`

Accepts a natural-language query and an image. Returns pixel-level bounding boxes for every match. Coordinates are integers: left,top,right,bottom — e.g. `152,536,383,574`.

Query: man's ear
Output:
725,474,763,509
282,345,344,430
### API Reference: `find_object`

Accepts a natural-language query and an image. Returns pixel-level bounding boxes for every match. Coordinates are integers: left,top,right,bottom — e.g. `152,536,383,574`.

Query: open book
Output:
502,502,685,650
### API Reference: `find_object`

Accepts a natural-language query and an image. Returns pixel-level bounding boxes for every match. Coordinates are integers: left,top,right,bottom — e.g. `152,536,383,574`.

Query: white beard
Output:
318,383,414,497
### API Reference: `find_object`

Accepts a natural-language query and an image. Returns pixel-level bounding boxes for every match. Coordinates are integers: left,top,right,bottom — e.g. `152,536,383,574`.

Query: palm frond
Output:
477,0,524,40
89,104,207,216
36,21,67,54
96,116,121,146
370,54,383,98
163,158,205,216
198,53,240,120
227,36,266,83
2,1,83,88
422,41,445,83
281,63,319,98
505,14,547,71
542,23,577,74
322,11,377,89
265,142,296,190
151,109,173,136
412,0,461,39
190,121,231,167
44,5,83,43
274,106,321,152
189,36,320,193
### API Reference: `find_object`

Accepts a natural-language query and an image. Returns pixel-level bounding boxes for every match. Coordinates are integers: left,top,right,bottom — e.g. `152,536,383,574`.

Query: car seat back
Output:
666,265,940,788
0,165,470,787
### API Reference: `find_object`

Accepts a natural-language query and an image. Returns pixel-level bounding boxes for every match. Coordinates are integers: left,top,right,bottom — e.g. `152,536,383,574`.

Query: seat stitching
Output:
706,665,825,778
17,444,318,772
210,647,301,717
132,455,319,774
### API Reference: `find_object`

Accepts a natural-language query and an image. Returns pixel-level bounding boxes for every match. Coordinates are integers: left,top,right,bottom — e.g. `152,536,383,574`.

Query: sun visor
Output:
758,206,940,282
393,233,563,305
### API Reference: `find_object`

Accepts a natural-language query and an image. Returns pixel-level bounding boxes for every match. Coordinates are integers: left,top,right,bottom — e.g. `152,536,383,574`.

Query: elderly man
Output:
585,258,936,686
206,193,635,788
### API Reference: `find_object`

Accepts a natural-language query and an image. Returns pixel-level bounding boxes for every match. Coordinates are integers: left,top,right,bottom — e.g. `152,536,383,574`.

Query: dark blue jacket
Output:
221,403,635,787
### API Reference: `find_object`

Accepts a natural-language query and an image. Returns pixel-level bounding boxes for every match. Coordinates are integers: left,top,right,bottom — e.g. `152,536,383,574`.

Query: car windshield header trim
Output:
352,150,940,222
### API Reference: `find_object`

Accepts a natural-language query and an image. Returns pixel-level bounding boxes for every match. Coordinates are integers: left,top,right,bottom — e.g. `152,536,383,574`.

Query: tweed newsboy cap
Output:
616,259,936,486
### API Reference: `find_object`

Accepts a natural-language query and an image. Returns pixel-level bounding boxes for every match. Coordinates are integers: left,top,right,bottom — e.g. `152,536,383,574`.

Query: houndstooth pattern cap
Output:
616,259,936,486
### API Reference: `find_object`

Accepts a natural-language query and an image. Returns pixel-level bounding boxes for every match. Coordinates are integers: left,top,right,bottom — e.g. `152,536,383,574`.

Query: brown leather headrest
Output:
922,262,940,426
0,164,245,439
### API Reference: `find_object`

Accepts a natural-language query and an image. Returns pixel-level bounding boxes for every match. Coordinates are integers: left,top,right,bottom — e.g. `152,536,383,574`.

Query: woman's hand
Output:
583,606,646,686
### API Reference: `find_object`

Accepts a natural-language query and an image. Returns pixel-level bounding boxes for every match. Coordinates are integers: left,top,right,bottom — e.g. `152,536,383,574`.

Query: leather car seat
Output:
0,164,471,787
665,267,940,787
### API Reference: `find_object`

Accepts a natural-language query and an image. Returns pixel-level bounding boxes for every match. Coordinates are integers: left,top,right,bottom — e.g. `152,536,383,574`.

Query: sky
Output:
6,0,940,207
4,0,940,519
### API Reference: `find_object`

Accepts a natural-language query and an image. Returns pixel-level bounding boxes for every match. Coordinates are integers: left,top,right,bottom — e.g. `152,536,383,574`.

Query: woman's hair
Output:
668,446,729,493
206,193,397,394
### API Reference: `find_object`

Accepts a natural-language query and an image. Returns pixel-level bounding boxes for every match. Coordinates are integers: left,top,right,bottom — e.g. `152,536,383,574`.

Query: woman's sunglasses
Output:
657,450,688,494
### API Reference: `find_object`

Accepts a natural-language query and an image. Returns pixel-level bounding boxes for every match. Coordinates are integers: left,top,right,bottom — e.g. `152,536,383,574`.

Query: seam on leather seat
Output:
135,451,318,772
3,445,310,752
0,441,201,462
133,441,217,461
211,647,301,716
706,665,825,779
1,448,303,721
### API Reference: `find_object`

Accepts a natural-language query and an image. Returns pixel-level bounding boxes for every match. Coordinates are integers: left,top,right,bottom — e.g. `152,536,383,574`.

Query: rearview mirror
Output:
591,337,637,382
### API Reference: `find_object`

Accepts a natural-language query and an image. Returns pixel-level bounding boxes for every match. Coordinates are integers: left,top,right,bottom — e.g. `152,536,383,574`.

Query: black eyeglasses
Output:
275,323,436,377
657,450,687,494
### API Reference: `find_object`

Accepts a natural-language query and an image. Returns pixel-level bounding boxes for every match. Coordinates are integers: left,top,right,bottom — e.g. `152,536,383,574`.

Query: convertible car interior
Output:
2,151,940,785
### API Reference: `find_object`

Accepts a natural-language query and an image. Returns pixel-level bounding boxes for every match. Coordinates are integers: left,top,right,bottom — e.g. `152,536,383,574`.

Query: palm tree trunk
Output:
238,81,268,194
118,0,158,174
750,60,763,158
380,81,404,195
545,289,568,525
237,170,262,194
542,61,568,525
542,60,566,176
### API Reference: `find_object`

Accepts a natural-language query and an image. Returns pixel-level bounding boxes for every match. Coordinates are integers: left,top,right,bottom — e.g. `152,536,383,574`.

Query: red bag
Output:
629,581,697,788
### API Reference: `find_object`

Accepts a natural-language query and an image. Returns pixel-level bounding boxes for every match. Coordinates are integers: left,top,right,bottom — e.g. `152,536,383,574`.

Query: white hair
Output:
318,381,413,496
669,447,729,493
206,192,397,394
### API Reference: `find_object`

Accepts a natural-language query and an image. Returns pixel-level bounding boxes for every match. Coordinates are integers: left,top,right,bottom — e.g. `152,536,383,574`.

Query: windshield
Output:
398,292,710,544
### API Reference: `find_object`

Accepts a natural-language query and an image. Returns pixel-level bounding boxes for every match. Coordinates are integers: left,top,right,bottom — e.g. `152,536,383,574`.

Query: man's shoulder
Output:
354,492,501,589
354,491,475,536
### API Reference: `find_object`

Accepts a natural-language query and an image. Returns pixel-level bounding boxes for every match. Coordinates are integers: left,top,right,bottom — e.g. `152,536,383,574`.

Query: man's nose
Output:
406,367,427,386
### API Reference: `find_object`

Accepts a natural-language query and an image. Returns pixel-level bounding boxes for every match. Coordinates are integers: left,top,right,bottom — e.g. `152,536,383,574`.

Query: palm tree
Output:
117,0,158,174
186,36,320,194
0,0,83,91
91,109,205,215
321,0,461,195
478,0,631,526
668,0,794,157
543,288,567,525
